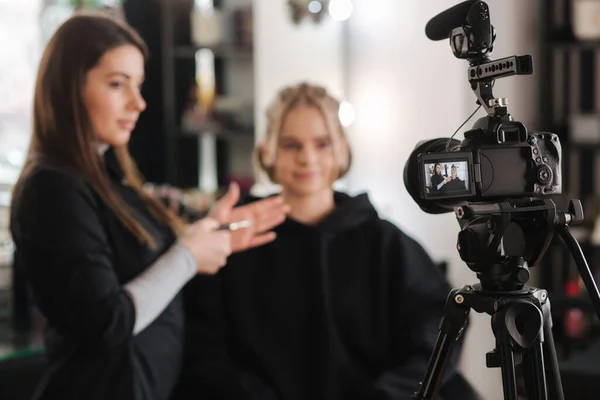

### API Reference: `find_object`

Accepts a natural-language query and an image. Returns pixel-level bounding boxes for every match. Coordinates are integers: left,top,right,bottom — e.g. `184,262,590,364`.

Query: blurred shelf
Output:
549,293,597,313
152,1,256,187
177,126,255,139
539,3,600,360
544,39,600,51
174,44,253,60
565,142,600,151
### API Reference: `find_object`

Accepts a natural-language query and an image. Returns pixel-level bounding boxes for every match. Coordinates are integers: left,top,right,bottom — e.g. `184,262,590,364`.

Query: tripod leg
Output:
541,297,565,400
492,306,523,400
412,288,470,400
498,338,519,400
521,342,548,400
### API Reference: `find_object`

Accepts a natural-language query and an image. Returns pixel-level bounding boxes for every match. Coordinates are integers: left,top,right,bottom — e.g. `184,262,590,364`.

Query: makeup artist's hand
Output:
179,218,231,275
209,182,290,252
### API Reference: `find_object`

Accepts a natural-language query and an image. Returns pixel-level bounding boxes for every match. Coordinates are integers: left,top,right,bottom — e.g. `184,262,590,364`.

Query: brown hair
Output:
254,82,352,183
12,12,185,247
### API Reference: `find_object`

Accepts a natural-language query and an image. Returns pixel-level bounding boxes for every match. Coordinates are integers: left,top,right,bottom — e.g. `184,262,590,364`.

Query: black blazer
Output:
10,150,184,400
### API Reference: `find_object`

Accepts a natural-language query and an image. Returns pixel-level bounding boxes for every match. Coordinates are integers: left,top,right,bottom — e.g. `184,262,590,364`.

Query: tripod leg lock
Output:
487,349,522,368
412,288,472,399
439,287,472,340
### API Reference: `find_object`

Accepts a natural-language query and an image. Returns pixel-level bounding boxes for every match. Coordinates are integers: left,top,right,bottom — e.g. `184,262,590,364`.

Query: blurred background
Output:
3,0,600,398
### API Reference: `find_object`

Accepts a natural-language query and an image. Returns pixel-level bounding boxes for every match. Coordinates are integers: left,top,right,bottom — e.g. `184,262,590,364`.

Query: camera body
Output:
418,121,562,202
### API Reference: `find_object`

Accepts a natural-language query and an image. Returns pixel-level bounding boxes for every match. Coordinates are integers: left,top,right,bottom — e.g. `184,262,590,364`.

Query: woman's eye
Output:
281,143,300,150
317,141,331,149
109,81,123,88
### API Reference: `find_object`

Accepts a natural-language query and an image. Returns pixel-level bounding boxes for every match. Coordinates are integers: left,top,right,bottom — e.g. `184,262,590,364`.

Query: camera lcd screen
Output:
418,152,475,200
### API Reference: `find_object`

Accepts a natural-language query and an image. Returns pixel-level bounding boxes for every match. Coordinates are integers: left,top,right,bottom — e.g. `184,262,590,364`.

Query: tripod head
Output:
454,199,584,292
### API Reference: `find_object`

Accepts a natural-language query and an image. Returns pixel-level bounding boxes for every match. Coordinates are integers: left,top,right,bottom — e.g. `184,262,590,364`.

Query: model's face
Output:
273,105,341,197
435,165,441,174
451,169,457,179
83,44,146,146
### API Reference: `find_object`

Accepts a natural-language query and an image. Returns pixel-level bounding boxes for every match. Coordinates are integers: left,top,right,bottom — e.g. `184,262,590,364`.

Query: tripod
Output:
412,199,600,400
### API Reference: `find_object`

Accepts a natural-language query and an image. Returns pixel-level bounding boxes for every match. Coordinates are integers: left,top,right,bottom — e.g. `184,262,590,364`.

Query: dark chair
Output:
0,351,47,400
560,340,600,400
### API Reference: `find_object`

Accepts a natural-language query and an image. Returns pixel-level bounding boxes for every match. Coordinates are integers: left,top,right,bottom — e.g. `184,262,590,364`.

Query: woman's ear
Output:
260,143,270,163
257,142,278,184
260,143,275,168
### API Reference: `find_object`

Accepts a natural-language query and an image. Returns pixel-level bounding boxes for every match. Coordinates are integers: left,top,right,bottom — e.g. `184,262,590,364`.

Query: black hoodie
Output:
178,192,471,400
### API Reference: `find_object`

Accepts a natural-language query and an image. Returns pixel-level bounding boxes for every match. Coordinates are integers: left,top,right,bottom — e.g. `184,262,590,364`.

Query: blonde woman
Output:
179,83,477,400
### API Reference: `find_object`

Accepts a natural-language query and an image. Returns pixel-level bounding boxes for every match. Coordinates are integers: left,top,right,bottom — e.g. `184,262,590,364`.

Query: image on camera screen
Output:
425,161,470,196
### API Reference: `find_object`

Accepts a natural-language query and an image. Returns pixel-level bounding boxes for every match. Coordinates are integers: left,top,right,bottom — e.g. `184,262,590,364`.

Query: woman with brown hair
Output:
179,83,478,400
9,12,287,400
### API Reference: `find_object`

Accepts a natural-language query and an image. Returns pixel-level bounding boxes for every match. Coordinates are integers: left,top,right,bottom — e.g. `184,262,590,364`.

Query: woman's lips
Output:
295,172,318,180
118,120,136,131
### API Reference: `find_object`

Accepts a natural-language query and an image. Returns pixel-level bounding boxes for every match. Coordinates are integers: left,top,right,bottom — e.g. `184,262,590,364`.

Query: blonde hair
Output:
254,82,352,183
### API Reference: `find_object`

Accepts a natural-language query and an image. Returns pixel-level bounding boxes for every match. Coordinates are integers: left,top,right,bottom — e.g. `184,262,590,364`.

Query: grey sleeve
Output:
124,243,197,334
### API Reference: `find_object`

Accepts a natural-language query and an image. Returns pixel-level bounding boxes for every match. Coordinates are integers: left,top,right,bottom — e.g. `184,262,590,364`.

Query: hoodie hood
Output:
276,192,379,236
